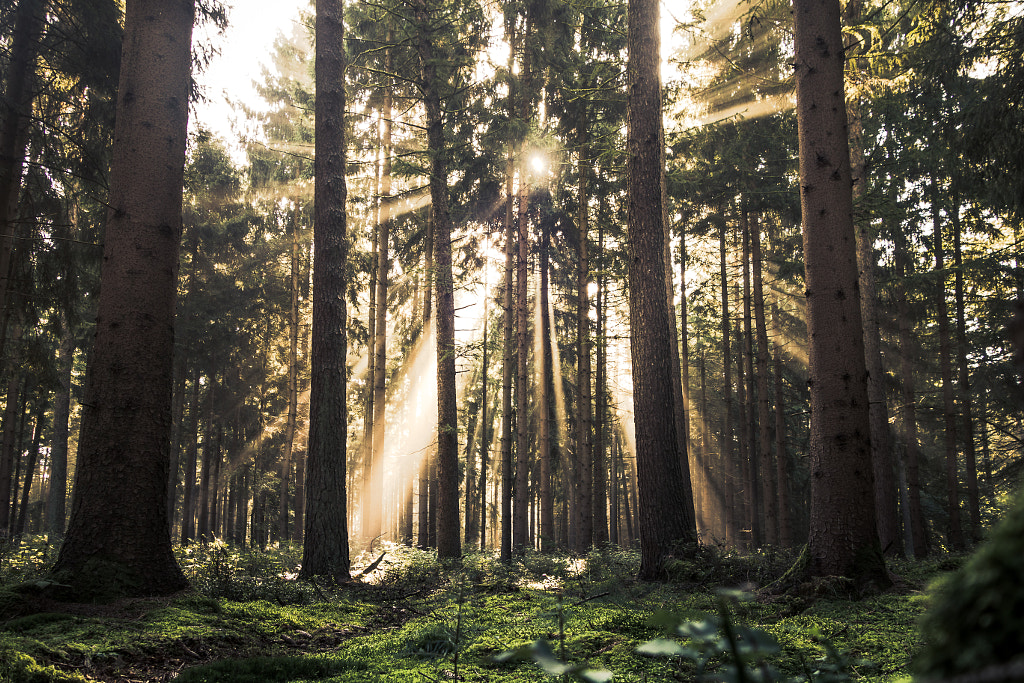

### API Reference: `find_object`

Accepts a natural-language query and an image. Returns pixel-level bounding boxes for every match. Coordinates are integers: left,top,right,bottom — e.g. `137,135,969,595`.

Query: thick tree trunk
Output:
627,0,697,579
793,0,888,587
51,0,193,597
300,0,351,581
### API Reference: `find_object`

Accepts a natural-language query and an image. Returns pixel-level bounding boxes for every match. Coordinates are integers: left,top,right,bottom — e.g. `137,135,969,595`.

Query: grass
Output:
0,537,946,682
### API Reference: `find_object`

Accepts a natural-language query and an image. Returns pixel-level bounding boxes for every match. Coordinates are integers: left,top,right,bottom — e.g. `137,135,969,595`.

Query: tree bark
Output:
416,0,460,560
300,0,351,581
51,0,193,597
627,0,698,579
750,212,775,545
793,0,888,587
47,319,74,539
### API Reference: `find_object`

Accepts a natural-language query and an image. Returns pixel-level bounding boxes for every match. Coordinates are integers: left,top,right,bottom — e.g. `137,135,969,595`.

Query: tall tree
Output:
626,0,698,579
49,0,195,597
300,0,351,581
792,0,888,588
415,0,460,560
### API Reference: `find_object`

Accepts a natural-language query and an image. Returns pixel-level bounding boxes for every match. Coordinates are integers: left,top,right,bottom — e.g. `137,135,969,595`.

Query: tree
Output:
49,0,195,597
300,0,351,581
415,0,460,561
792,0,888,588
626,0,698,580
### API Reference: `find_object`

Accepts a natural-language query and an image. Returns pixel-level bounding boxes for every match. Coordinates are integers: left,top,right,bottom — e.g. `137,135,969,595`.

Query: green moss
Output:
174,654,365,682
914,491,1024,678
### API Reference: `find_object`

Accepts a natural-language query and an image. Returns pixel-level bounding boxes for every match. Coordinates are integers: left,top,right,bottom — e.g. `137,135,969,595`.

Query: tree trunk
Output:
539,214,555,549
772,303,792,547
750,212,775,545
627,0,698,579
51,0,193,597
740,217,759,546
16,405,45,536
180,371,201,545
300,0,351,581
280,207,302,543
952,198,980,543
500,146,515,563
593,210,609,546
932,179,964,551
416,0,460,560
576,140,593,551
896,234,928,558
0,0,49,323
718,217,735,545
47,319,74,539
793,0,888,587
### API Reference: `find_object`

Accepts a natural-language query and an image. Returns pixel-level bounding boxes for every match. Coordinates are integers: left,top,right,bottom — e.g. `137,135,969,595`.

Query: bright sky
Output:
191,0,311,145
191,0,691,150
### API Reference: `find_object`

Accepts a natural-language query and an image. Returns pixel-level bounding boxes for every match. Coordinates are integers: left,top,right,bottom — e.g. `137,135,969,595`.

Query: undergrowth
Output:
0,536,946,682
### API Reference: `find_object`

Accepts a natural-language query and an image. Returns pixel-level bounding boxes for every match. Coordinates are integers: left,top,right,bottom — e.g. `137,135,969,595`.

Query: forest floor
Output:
0,539,957,683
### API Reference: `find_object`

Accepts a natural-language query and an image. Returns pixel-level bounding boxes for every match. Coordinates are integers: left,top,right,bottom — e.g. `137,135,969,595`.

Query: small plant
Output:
638,589,856,683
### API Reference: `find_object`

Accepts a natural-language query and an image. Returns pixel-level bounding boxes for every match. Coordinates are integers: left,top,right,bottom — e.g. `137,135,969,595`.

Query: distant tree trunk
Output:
932,179,964,551
593,212,609,546
50,0,193,597
576,140,593,551
180,372,201,545
514,175,531,552
750,212,775,545
418,229,433,549
627,0,698,578
793,0,888,587
952,197,980,543
362,150,379,539
539,216,555,549
47,319,74,539
896,234,928,558
740,216,759,546
300,0,351,582
0,0,49,324
197,385,216,541
772,303,792,547
16,405,45,536
718,218,735,545
500,145,515,564
416,0,460,560
663,158,696,541
280,209,301,543
681,229,702,533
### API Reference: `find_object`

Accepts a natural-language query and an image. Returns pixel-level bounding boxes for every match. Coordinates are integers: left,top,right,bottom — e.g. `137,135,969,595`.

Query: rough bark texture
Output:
50,0,194,598
300,0,351,581
416,0,460,560
627,0,697,580
793,0,888,589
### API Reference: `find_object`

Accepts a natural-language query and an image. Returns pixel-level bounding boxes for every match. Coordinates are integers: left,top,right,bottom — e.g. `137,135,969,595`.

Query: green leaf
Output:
637,638,693,657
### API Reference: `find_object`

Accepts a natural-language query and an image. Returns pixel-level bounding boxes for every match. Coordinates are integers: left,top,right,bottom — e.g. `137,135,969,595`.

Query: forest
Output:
1,0,1024,680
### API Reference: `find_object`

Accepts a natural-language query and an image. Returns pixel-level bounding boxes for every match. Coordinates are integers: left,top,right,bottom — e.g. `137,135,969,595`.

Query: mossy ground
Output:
0,539,950,682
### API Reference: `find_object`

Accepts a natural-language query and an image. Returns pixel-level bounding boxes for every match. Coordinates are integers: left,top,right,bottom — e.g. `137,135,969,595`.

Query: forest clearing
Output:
2,0,1024,679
